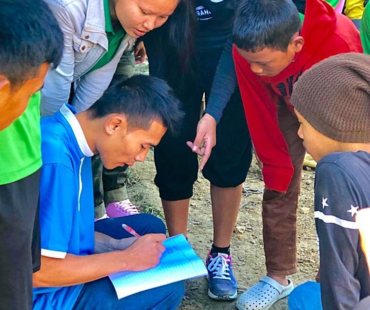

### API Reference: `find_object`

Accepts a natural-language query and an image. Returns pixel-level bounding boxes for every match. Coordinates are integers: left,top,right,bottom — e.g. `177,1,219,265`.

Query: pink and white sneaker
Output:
106,199,139,218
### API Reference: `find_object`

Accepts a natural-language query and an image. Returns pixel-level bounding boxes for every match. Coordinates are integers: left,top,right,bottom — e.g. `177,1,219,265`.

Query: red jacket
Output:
233,0,362,193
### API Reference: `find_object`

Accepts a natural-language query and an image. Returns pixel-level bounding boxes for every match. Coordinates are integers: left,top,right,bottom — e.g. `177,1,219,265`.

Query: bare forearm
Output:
33,252,126,287
34,234,166,288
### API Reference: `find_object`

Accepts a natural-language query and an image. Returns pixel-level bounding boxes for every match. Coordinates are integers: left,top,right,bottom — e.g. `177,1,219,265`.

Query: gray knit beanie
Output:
291,53,370,143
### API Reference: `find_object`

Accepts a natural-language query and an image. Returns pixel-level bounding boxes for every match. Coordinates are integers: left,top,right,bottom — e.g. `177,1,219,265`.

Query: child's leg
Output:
263,102,305,280
202,87,253,300
203,89,253,250
153,76,203,237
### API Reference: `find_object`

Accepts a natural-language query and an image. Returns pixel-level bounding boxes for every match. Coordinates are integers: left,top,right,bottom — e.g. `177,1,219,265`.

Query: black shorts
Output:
152,47,253,200
0,170,41,310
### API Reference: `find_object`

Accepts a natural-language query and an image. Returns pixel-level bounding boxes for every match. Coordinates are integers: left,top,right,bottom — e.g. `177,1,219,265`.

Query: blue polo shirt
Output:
33,104,95,310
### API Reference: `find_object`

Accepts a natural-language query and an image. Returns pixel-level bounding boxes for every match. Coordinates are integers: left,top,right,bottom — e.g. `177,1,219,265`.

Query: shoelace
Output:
116,200,139,214
207,254,231,280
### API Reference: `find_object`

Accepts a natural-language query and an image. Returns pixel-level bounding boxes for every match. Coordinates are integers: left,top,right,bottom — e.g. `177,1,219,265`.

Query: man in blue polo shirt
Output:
33,75,185,310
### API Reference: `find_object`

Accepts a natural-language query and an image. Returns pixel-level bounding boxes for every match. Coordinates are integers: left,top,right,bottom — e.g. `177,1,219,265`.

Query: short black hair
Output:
0,0,63,87
88,75,184,135
233,0,301,52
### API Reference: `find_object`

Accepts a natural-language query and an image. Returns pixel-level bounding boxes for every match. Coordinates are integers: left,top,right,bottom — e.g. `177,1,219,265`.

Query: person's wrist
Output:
118,249,134,271
203,113,216,124
203,109,220,123
108,250,130,273
107,248,130,272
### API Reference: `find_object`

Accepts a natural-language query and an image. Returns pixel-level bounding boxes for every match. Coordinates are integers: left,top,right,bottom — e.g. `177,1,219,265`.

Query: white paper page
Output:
109,235,208,299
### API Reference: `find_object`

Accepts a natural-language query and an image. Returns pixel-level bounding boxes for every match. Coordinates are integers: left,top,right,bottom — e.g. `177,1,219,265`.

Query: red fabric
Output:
233,0,362,193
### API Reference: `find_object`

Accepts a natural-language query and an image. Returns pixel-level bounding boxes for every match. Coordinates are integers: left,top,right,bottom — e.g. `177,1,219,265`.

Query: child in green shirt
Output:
0,1,63,310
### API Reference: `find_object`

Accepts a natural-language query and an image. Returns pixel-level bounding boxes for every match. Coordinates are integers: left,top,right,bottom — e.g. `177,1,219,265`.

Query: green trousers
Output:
93,50,136,218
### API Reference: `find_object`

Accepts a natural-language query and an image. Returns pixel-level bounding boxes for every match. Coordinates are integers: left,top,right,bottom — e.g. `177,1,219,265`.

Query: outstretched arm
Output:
188,37,237,169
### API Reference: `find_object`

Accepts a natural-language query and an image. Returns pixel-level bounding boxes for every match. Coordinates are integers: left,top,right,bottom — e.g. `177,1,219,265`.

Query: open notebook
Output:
109,234,208,299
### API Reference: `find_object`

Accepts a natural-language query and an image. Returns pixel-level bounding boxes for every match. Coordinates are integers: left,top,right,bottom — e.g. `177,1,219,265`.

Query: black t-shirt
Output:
195,0,237,50
293,0,306,14
195,0,306,47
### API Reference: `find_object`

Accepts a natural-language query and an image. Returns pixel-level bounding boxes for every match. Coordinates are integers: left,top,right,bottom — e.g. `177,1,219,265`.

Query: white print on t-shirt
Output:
315,211,359,230
322,197,329,209
196,6,213,20
315,197,359,230
347,205,359,217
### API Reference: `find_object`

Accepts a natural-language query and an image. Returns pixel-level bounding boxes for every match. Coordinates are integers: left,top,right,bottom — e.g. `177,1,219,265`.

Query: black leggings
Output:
152,48,253,201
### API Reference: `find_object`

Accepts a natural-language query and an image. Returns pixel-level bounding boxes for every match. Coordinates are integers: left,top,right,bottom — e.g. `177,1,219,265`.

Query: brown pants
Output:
262,102,305,276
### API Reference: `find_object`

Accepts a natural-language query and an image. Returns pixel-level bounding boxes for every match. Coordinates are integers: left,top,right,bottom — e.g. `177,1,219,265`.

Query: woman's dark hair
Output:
143,0,197,95
166,0,196,74
0,0,63,87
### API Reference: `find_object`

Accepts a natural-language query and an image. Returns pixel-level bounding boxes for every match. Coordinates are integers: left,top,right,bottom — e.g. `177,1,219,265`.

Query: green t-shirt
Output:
0,92,42,185
88,0,126,73
361,5,370,55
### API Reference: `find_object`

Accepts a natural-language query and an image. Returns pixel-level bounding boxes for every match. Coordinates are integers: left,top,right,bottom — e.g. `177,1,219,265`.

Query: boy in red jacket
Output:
232,0,362,309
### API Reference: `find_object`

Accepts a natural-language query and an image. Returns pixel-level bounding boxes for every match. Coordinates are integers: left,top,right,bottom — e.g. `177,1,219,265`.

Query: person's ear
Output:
0,75,10,95
0,76,11,108
292,35,304,53
104,114,128,136
38,63,50,80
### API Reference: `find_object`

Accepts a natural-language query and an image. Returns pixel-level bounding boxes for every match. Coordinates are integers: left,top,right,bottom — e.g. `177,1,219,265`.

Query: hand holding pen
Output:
119,226,166,271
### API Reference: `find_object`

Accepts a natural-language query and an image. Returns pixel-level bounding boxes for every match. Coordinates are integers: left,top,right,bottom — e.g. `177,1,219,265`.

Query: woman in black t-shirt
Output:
144,0,253,301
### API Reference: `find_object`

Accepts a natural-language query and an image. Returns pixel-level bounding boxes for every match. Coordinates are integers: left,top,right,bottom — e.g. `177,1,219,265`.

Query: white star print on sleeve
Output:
322,197,329,209
347,205,359,217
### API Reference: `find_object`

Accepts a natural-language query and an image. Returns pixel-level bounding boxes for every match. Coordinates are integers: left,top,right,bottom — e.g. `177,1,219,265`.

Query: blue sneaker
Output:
206,252,238,300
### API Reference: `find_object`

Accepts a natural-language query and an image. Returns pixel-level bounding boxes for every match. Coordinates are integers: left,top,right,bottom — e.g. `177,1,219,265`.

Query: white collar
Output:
60,104,94,157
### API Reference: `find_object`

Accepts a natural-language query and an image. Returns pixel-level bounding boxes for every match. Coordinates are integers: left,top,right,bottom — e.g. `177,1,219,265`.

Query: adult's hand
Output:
186,113,217,170
134,41,147,64
123,233,166,271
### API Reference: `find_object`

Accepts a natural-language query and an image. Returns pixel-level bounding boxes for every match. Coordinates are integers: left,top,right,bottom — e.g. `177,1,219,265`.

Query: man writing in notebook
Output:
32,75,185,310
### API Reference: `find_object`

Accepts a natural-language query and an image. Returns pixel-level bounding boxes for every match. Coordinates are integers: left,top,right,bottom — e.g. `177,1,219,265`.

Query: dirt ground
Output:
127,151,317,310
130,63,318,310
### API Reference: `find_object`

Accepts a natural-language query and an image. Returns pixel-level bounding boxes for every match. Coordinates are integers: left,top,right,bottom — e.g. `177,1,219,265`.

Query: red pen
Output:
122,224,141,238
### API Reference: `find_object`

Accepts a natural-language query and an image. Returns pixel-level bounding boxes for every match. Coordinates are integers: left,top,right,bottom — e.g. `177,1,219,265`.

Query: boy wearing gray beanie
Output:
290,53,370,310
